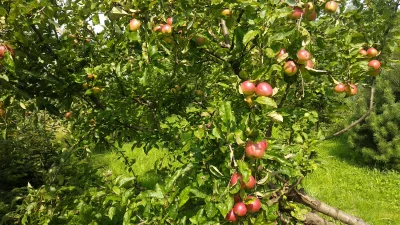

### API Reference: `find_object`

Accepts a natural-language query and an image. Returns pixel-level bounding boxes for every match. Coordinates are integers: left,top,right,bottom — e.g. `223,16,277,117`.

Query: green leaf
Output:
194,128,205,139
216,197,234,217
205,202,217,218
179,186,191,207
209,165,224,177
190,188,208,199
243,30,259,45
212,127,222,139
268,111,283,122
19,102,26,109
237,160,250,183
0,74,9,82
108,207,116,220
256,96,277,108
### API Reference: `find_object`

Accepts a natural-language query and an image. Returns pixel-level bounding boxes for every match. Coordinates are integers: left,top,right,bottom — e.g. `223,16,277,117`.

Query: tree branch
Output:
288,189,369,225
220,19,231,48
304,212,335,225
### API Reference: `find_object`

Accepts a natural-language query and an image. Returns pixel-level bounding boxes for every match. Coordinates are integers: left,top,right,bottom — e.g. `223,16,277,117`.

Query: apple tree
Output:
1,0,399,224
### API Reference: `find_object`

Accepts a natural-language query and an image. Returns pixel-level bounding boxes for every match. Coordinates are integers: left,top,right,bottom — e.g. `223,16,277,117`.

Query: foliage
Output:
348,54,400,170
0,0,399,224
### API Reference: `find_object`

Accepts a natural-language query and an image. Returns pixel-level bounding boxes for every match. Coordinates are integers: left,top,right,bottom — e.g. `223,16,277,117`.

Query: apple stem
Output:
228,144,237,167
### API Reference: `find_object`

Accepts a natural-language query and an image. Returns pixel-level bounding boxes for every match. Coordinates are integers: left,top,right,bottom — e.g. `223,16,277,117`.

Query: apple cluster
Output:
282,49,313,76
226,140,268,221
289,1,338,21
240,81,273,97
359,47,381,76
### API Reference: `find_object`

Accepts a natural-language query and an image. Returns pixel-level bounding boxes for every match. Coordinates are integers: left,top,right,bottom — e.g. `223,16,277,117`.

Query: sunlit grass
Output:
302,136,400,225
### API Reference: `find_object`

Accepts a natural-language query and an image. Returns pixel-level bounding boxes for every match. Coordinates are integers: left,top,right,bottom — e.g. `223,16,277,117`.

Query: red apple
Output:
284,61,298,76
245,141,266,159
129,19,141,31
259,140,268,150
234,194,241,203
368,60,381,70
290,6,303,19
297,49,311,64
241,81,256,96
233,202,247,216
277,49,286,58
230,173,245,188
305,10,317,21
65,112,72,119
255,82,273,97
244,175,256,190
0,45,8,58
345,84,357,96
359,49,367,56
161,24,172,35
334,83,345,93
367,48,378,58
225,209,237,222
305,60,314,68
167,17,173,26
246,196,262,213
196,37,206,46
305,2,314,11
368,68,381,76
221,9,232,16
153,24,163,32
325,1,338,13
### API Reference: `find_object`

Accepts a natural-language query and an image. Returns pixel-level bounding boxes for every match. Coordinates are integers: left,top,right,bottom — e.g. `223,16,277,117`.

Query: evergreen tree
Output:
348,54,400,170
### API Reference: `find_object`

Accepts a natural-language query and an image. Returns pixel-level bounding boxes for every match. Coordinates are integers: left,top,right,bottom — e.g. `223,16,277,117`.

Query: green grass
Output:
302,136,400,225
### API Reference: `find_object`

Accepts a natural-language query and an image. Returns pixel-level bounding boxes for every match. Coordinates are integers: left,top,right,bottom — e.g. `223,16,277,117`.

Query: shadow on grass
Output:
319,135,394,172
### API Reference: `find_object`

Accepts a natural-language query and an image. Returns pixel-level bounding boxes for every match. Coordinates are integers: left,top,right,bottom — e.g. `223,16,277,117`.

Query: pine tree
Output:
348,55,400,170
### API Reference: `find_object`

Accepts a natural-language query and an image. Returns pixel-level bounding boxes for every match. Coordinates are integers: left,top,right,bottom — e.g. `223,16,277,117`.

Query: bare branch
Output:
220,19,231,48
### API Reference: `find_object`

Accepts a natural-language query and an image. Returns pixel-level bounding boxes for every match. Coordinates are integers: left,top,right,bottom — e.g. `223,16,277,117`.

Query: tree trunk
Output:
304,212,335,225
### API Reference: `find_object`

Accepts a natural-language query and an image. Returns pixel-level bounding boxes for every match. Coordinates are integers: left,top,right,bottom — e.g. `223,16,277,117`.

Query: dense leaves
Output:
0,0,400,224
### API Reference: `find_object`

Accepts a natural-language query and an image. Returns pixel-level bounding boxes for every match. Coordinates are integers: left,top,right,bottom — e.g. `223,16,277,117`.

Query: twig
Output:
220,19,231,48
229,144,237,167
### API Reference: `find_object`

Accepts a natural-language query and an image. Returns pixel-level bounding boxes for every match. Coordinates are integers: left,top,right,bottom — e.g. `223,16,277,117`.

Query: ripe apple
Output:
245,141,266,159
167,17,173,26
368,60,381,70
305,10,317,21
255,82,273,97
0,45,9,58
92,87,101,94
234,194,241,203
325,1,338,13
87,73,97,79
246,196,262,213
196,37,206,46
277,49,286,58
290,6,303,19
244,175,256,190
241,81,256,95
345,84,357,96
233,202,247,216
368,68,381,76
221,9,232,16
230,173,245,188
359,49,367,56
129,19,141,31
65,111,72,119
153,24,163,32
161,24,172,35
305,60,314,68
334,83,345,93
284,61,298,76
367,47,378,58
305,2,314,11
259,140,268,150
297,49,311,64
225,209,237,222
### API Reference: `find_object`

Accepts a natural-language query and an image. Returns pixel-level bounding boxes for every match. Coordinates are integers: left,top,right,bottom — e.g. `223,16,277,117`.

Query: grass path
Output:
302,136,400,225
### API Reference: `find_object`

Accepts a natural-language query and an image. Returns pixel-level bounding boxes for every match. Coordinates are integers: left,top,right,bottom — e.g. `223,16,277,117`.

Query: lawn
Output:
302,136,400,225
